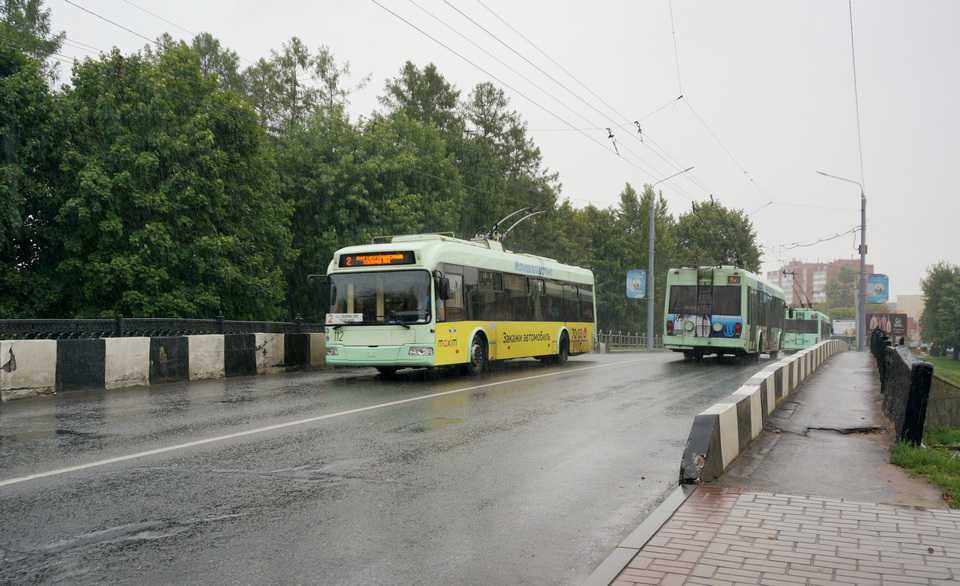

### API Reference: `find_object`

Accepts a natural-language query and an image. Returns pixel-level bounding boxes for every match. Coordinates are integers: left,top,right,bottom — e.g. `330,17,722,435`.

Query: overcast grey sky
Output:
50,0,959,298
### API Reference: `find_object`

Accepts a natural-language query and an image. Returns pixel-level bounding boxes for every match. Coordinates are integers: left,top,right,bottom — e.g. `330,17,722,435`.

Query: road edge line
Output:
583,484,696,586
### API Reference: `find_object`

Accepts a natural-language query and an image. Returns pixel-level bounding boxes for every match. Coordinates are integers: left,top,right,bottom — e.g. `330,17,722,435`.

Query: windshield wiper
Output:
387,311,412,329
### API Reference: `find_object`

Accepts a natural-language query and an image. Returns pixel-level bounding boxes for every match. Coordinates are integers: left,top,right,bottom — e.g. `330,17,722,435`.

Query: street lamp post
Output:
817,170,867,352
646,166,695,351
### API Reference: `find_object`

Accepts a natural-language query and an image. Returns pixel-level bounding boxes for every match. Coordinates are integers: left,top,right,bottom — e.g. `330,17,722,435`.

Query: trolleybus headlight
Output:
712,322,723,333
326,346,338,356
408,346,434,357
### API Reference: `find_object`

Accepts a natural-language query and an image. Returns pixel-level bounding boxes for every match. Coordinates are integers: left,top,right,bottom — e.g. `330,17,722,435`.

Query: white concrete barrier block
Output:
309,333,326,368
0,339,57,400
732,385,763,440
104,337,150,389
188,334,225,381
255,333,285,374
702,401,739,468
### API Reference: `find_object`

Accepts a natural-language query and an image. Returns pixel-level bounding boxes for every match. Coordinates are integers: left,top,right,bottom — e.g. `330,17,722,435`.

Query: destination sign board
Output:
339,251,415,267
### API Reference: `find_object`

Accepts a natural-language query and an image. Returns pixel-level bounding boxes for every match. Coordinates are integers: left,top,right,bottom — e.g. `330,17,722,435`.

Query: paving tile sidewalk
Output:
612,485,960,585
610,351,960,585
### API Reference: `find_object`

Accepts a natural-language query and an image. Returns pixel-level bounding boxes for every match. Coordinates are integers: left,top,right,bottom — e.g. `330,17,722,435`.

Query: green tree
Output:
242,37,357,133
921,261,960,358
278,108,463,320
381,61,461,134
50,43,293,318
826,266,856,309
673,198,761,271
0,0,63,78
0,46,61,317
191,32,243,94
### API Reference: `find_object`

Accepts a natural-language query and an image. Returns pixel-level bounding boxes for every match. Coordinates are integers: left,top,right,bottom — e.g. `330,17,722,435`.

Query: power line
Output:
442,2,683,181
667,0,683,94
847,0,866,190
120,0,195,37
64,36,102,53
61,0,158,46
460,0,712,199
780,226,860,251
369,1,632,177
406,0,619,150
475,0,636,130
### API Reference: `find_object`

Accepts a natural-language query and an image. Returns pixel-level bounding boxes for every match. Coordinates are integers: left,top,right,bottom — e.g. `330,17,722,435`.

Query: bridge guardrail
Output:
0,317,324,340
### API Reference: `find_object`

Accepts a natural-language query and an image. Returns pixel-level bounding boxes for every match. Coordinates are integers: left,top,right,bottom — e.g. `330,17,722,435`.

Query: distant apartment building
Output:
766,259,875,307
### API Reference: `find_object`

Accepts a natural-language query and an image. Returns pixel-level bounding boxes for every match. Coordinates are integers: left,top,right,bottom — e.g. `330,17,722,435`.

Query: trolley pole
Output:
647,167,695,351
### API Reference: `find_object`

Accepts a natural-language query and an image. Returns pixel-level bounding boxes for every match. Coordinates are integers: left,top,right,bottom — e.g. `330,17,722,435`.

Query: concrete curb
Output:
678,339,845,484
583,485,696,586
0,332,326,402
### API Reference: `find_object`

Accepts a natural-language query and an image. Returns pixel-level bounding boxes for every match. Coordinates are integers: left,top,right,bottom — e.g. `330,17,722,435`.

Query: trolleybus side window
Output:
544,280,563,321
579,285,594,322
504,273,528,321
440,273,465,322
562,284,578,322
529,278,545,321
712,286,741,315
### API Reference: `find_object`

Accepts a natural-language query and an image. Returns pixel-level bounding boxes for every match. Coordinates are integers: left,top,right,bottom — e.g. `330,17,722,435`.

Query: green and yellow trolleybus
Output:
782,308,832,352
323,234,596,375
663,266,785,361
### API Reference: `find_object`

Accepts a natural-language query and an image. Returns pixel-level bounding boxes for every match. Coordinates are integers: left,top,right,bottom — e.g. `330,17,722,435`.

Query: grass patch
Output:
926,355,960,387
891,435,960,508
927,427,960,447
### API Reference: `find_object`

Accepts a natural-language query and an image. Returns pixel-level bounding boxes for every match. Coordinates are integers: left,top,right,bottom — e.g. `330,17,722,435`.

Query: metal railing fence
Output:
0,317,325,340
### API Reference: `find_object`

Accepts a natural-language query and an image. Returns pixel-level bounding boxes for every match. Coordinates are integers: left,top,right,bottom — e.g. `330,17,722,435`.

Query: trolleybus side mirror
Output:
308,274,331,309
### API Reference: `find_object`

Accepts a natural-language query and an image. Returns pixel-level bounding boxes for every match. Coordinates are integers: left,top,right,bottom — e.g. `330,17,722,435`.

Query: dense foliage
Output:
921,262,960,358
1,4,764,331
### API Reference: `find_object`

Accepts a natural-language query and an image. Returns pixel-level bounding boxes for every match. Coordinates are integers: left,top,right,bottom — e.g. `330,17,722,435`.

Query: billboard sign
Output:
626,269,646,299
866,313,908,338
866,274,890,304
833,319,857,337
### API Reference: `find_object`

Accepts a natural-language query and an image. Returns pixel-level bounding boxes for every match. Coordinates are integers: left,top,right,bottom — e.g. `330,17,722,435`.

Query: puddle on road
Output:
395,417,465,433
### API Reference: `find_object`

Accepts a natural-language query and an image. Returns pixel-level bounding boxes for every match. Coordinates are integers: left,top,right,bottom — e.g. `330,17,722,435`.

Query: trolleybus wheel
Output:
464,334,487,375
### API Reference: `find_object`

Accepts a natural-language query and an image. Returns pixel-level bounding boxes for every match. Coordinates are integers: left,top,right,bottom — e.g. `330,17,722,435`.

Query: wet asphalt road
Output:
0,352,771,585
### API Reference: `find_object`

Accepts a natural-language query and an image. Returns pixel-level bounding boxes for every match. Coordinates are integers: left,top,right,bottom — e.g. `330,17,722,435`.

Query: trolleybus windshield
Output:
329,271,432,325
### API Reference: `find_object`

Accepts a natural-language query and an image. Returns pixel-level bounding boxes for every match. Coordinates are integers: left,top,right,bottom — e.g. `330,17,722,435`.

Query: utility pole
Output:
858,189,867,352
817,170,867,351
647,167,695,351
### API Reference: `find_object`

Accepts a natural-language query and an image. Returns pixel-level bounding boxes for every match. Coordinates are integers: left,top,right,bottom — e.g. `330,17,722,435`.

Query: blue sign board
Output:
866,274,889,304
626,269,646,299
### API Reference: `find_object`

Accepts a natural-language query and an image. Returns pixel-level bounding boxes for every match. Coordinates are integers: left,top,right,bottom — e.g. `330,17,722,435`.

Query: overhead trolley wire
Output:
407,0,650,172
61,0,158,46
847,0,866,190
370,0,646,180
780,226,860,251
667,0,684,95
461,0,711,199
120,0,195,36
443,1,688,182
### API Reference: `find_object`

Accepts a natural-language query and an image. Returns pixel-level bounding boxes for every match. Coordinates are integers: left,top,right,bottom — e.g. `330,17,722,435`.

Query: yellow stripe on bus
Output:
434,321,594,365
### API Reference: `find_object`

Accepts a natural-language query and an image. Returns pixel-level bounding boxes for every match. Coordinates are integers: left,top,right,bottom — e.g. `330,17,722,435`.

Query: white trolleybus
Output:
663,265,785,361
323,234,596,375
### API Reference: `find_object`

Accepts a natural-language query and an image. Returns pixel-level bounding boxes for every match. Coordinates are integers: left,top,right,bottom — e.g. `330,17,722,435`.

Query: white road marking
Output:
0,359,641,488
